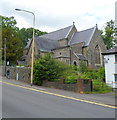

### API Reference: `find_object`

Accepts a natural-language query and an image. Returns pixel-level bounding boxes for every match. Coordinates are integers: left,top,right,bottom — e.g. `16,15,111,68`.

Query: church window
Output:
95,45,101,64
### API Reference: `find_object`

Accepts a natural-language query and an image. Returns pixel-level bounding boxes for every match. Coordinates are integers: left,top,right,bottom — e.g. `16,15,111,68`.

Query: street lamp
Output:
15,8,35,86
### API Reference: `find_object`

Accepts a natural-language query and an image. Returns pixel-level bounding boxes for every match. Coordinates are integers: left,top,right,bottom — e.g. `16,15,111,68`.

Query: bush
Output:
65,73,78,84
92,79,112,93
78,61,88,73
33,53,68,85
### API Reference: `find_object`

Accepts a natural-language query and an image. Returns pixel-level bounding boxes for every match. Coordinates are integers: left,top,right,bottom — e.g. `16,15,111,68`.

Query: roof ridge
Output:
40,25,73,37
77,26,96,33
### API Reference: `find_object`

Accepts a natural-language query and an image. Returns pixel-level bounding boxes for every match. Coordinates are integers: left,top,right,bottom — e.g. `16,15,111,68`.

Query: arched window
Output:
95,45,101,64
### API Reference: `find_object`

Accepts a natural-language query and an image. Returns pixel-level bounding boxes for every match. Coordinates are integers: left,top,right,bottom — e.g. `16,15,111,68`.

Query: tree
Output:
100,20,117,49
2,16,23,65
18,28,47,47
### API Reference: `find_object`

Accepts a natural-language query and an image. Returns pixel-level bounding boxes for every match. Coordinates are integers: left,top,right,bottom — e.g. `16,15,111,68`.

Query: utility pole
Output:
4,38,6,76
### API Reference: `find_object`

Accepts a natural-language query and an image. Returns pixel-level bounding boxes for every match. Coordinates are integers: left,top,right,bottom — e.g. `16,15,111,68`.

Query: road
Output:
1,80,116,118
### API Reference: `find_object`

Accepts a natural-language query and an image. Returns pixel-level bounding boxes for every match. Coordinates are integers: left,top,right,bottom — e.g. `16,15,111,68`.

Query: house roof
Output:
25,25,97,52
68,26,96,46
40,25,74,40
102,47,117,55
35,37,60,51
77,54,87,60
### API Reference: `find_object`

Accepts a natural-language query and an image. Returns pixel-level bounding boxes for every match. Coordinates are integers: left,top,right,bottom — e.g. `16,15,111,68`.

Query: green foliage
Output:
78,61,88,73
33,53,66,85
65,73,78,84
2,16,23,65
18,28,47,47
100,20,117,49
92,79,112,93
1,15,47,65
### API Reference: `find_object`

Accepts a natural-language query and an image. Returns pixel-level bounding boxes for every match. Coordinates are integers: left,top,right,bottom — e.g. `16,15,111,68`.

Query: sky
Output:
0,0,117,32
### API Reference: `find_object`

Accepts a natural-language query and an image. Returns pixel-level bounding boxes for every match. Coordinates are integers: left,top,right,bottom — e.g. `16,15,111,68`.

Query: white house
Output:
102,47,117,88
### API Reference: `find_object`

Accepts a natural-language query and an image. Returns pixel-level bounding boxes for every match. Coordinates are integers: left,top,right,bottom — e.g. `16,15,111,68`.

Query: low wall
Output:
43,79,92,93
43,81,78,92
2,66,31,83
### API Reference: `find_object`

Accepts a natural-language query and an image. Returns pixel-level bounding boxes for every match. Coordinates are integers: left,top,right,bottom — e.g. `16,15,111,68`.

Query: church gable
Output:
68,26,96,46
85,27,107,67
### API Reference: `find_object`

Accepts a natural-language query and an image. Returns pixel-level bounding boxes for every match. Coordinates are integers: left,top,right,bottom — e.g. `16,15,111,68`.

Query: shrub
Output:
92,79,112,93
33,53,68,85
78,61,88,73
65,73,78,84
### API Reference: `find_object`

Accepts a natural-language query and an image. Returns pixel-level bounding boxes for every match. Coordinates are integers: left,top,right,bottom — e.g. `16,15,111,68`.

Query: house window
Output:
66,59,70,64
115,74,117,82
115,55,117,62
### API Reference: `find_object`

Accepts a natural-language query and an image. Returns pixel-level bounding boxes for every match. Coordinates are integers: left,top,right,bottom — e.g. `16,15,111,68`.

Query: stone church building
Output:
22,23,106,68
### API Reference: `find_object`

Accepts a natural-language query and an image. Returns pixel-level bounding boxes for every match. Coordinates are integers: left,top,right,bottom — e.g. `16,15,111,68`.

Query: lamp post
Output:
15,8,35,86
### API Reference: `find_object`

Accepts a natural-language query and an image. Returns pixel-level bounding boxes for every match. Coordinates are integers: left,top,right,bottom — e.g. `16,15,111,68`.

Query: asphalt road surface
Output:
1,81,116,118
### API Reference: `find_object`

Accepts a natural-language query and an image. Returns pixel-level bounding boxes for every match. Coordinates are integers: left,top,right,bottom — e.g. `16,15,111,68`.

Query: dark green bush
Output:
33,53,68,85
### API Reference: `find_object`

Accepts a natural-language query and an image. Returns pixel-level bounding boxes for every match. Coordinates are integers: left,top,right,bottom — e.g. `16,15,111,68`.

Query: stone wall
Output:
43,79,92,93
58,39,68,46
2,66,31,83
70,42,84,65
43,81,78,92
87,28,106,68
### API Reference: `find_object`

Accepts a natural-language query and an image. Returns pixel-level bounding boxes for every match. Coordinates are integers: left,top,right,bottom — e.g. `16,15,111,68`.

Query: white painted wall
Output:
115,1,117,28
104,54,116,88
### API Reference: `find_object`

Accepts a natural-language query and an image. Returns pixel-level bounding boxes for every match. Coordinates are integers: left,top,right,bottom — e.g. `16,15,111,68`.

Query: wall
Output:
104,54,116,88
2,66,92,93
70,42,84,65
43,79,92,93
87,28,106,68
58,39,68,46
67,25,77,40
52,47,70,58
3,66,31,83
52,47,70,63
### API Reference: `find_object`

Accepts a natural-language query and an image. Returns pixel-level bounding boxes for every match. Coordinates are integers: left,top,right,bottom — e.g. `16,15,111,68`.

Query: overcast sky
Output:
0,0,117,32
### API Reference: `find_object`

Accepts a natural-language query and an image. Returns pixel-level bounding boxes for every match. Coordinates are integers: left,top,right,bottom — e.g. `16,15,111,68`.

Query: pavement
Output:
2,76,116,107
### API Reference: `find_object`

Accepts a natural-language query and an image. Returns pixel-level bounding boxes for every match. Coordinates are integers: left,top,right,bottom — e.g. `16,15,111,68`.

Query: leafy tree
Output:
2,16,23,65
18,27,47,47
100,20,117,49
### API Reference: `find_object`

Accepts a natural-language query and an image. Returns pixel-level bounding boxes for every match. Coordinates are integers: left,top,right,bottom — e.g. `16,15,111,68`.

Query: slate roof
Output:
102,47,117,55
40,25,74,40
17,60,26,66
35,37,60,51
77,54,87,60
68,26,96,46
25,25,97,52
